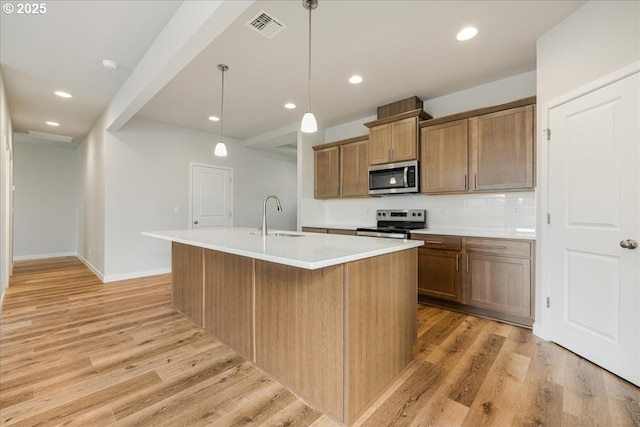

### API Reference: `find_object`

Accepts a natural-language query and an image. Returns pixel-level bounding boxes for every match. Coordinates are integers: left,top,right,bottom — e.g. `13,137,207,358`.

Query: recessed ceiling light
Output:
284,103,296,109
457,27,478,41
54,91,72,98
46,121,60,127
348,75,363,84
101,59,118,70
209,116,220,122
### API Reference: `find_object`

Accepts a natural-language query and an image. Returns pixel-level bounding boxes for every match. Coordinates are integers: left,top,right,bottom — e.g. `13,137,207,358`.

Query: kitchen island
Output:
143,228,423,426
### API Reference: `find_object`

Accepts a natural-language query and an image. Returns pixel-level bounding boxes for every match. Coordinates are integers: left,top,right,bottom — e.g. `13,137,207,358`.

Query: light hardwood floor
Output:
1,257,638,426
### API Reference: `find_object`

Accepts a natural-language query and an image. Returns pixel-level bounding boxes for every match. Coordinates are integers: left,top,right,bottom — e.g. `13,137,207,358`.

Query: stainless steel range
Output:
356,209,427,239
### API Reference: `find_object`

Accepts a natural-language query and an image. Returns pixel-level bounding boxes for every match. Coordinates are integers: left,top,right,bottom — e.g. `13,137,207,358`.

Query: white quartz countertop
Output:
143,227,423,270
411,228,536,240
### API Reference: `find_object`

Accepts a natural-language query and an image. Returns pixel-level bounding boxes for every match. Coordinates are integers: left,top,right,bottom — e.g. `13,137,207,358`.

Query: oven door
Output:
368,160,418,195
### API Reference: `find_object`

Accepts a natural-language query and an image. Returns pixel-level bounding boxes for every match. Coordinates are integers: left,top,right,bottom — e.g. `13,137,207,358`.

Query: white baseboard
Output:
76,254,105,282
13,252,77,261
103,267,171,283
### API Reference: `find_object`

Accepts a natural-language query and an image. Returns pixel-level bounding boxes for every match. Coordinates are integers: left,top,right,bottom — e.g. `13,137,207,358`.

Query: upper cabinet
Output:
420,97,536,194
420,119,469,193
469,105,535,191
314,145,340,199
365,110,432,165
314,135,369,199
340,137,369,197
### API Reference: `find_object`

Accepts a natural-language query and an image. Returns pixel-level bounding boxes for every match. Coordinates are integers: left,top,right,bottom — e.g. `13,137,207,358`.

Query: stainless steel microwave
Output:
368,160,419,195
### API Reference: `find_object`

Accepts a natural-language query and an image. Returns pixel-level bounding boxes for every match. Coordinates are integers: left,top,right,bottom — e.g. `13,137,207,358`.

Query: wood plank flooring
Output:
1,257,638,426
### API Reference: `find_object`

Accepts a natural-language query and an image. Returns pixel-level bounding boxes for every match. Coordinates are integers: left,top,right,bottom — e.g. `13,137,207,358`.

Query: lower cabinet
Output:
302,227,357,236
414,235,462,302
414,235,535,327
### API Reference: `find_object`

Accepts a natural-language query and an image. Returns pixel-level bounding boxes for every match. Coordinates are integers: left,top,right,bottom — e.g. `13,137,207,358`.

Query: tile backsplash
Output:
304,191,536,233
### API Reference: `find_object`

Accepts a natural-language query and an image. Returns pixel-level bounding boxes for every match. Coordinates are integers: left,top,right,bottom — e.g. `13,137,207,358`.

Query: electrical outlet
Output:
513,206,520,215
174,207,180,214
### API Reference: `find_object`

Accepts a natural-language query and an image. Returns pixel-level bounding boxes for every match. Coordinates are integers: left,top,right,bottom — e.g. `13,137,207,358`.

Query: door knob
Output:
619,239,638,249
194,220,199,225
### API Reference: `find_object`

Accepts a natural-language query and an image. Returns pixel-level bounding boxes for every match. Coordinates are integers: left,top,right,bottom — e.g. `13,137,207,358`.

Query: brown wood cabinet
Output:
414,235,462,302
302,227,357,235
465,238,532,321
340,138,369,197
420,119,468,193
469,105,535,191
314,145,340,198
171,242,204,326
364,109,432,166
313,135,369,199
419,97,536,194
414,235,535,327
203,249,254,360
368,117,418,165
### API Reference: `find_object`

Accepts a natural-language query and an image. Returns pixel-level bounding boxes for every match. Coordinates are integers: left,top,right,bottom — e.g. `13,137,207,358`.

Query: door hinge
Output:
547,213,551,224
543,128,551,140
546,297,550,308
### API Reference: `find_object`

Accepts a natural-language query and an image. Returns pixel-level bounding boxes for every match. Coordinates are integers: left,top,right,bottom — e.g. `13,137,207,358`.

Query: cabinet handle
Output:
464,174,468,189
456,253,459,271
466,254,469,272
474,174,478,189
425,241,443,245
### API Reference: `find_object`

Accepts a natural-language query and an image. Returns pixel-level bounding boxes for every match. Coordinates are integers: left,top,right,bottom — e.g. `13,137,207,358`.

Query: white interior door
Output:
547,72,639,386
191,164,233,229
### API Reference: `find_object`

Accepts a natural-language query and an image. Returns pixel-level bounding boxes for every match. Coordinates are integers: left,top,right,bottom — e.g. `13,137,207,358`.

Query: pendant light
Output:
301,0,318,133
214,64,229,157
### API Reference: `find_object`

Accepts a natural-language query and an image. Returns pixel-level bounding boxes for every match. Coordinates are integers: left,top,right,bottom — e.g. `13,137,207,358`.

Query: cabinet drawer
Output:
464,238,531,257
412,235,462,251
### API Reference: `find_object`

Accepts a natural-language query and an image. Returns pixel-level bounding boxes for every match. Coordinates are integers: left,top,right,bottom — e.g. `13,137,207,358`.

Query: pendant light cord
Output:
220,67,225,143
307,4,312,112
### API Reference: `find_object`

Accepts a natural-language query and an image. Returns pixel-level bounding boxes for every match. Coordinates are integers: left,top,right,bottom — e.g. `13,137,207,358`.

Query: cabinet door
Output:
368,124,391,165
469,105,534,191
420,119,468,193
314,146,340,198
418,248,461,302
390,117,418,162
340,139,369,197
465,252,531,317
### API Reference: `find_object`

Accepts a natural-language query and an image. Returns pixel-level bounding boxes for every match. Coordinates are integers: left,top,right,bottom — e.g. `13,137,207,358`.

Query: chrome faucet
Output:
261,194,283,236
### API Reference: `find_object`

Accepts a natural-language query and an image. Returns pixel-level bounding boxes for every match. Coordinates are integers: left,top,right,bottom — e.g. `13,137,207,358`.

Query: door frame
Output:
535,60,640,340
188,162,234,230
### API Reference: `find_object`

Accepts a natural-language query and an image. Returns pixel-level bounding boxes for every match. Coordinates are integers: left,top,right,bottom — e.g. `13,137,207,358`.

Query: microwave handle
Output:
403,167,409,188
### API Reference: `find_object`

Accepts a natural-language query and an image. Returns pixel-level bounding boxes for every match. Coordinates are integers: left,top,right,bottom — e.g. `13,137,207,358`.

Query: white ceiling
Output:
1,1,585,155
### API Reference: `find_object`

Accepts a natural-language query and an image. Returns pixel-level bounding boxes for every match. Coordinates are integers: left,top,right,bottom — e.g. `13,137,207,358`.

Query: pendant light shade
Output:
214,142,227,156
301,111,317,133
301,0,318,133
214,64,229,157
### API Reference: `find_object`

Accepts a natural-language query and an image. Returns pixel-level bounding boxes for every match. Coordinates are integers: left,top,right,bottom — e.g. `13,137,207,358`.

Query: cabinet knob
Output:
194,220,199,225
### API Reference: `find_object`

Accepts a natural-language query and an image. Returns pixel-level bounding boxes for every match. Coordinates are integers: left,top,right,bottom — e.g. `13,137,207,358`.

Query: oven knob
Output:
412,212,416,216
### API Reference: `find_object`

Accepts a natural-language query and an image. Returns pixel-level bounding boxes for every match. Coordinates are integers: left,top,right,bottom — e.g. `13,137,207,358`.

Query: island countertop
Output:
143,227,423,270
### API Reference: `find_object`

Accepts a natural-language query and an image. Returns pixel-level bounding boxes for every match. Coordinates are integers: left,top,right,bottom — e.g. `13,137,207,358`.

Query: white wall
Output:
303,71,538,231
534,0,640,338
13,141,77,259
537,1,640,103
76,113,107,279
103,116,297,281
0,71,14,305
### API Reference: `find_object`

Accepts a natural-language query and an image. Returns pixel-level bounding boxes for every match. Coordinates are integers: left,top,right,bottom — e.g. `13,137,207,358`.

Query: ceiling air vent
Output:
246,10,286,39
27,130,74,143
